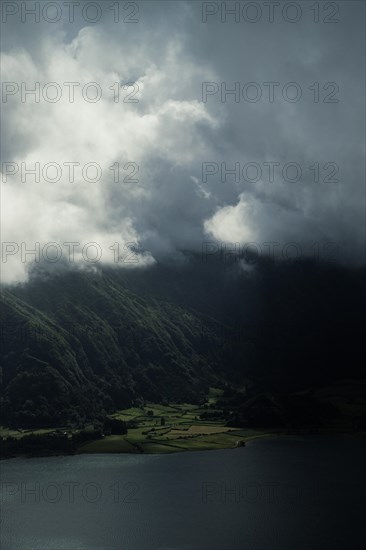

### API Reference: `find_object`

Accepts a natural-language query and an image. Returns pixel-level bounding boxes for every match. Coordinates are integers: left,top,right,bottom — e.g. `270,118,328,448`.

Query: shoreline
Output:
2,430,365,461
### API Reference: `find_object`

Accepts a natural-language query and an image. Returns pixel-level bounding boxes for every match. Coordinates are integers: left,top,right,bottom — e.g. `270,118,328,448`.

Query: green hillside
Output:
0,270,221,428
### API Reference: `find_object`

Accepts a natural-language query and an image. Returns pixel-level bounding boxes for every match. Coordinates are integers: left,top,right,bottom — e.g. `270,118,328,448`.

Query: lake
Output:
1,436,365,549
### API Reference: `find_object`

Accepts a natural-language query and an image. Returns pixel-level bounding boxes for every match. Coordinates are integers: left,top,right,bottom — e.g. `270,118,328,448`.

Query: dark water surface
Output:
1,436,365,549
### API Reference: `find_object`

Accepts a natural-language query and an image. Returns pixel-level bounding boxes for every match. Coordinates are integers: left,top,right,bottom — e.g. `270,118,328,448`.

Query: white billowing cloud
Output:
1,25,219,283
204,180,362,264
204,198,254,243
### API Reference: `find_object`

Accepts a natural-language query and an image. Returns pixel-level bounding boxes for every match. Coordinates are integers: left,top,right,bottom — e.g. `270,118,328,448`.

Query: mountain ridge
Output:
1,257,365,429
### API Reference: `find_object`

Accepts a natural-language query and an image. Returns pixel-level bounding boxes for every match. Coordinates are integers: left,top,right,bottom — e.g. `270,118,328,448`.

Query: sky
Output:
1,0,365,283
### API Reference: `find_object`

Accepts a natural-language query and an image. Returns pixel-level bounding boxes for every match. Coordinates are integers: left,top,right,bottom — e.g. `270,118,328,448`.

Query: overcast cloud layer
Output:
1,1,365,283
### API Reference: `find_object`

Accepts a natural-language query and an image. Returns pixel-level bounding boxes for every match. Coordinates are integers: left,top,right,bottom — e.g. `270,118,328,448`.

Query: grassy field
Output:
76,388,273,454
0,387,281,456
79,436,137,454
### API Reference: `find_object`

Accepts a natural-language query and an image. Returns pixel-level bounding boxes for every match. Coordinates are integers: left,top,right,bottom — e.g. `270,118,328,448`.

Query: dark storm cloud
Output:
1,1,364,282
